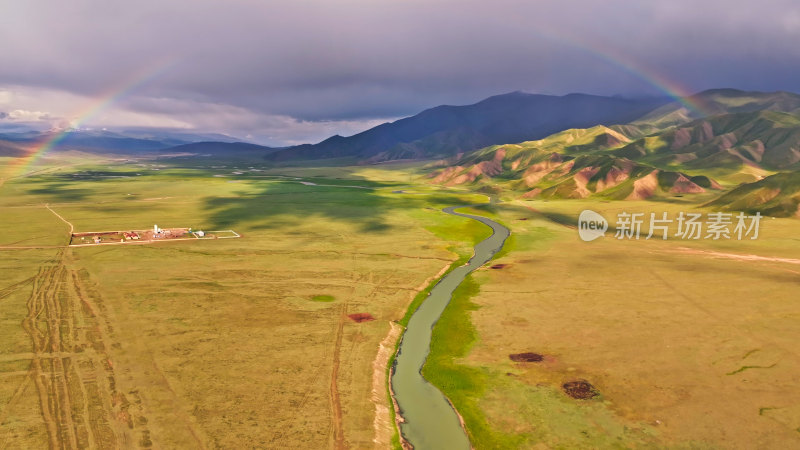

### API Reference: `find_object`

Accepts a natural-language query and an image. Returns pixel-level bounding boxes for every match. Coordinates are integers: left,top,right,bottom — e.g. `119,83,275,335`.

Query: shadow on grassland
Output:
202,177,478,234
27,182,94,202
20,169,144,203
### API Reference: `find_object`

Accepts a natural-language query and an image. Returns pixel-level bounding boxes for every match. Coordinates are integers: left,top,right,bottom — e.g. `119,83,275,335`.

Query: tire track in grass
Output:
14,247,158,449
21,254,79,448
330,302,347,450
329,251,358,449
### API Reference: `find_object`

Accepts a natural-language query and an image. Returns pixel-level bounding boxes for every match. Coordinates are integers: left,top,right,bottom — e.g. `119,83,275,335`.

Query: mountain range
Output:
427,89,800,215
4,88,799,216
265,92,669,162
0,128,245,157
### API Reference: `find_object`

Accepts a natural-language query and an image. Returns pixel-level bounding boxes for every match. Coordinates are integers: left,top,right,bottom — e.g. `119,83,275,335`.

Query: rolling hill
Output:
633,89,800,128
163,141,277,155
707,172,800,217
614,111,800,173
429,126,720,200
0,129,245,155
0,139,28,157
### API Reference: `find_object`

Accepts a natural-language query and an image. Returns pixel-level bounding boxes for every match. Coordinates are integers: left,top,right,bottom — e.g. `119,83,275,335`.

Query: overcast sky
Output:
1,0,799,146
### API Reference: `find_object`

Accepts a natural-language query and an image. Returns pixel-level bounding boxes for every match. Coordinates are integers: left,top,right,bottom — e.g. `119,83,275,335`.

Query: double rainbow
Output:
4,35,715,183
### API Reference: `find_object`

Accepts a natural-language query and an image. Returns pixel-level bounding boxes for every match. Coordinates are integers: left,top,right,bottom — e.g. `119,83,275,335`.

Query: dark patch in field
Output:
490,264,509,269
509,352,543,362
28,183,93,202
517,218,529,221
200,174,407,233
563,380,598,399
348,313,375,323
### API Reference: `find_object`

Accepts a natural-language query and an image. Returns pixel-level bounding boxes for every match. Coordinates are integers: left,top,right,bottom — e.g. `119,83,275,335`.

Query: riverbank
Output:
390,205,510,449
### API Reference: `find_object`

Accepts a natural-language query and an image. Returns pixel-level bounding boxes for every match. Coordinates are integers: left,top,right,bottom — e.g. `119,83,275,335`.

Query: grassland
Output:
0,154,488,449
425,198,800,448
2,152,799,449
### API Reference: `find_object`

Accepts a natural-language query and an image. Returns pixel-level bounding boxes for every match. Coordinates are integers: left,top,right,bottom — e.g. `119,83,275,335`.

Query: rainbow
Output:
531,26,715,116
2,34,714,183
2,59,177,182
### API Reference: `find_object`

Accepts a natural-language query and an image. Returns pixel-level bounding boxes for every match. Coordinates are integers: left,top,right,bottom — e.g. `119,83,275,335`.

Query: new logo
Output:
578,210,608,242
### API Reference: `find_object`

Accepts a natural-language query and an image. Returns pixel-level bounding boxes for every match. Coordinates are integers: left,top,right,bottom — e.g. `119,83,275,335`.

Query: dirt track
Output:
46,204,74,235
329,302,347,450
6,248,151,448
672,247,800,265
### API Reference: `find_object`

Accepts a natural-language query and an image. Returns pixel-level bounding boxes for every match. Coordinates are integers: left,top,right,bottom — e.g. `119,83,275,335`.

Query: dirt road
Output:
1,239,158,448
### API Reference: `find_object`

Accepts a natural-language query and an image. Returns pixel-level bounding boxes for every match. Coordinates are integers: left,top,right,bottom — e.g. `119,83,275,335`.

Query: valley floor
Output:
0,155,485,449
430,199,800,448
1,154,798,448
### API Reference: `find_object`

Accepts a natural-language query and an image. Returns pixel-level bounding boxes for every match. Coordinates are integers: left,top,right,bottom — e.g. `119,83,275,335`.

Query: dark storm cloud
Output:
1,0,799,143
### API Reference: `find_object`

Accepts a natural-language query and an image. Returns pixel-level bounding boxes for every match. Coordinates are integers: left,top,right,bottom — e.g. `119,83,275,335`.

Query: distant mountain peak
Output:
266,91,669,162
693,88,748,96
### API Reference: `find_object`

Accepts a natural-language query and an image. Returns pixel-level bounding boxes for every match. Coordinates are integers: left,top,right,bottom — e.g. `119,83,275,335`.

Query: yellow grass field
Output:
0,157,484,448
437,199,800,448
2,155,799,448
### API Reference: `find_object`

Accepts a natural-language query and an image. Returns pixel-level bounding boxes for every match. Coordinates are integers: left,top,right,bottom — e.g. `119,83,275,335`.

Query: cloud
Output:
7,109,50,121
0,84,391,145
1,0,799,144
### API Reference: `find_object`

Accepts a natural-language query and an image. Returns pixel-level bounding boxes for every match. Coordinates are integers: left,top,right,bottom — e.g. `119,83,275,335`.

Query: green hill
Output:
707,172,800,217
428,90,800,211
613,111,800,173
634,89,800,128
429,125,717,200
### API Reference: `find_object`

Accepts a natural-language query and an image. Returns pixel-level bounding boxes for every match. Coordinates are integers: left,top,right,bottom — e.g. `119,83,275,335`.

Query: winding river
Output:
391,204,510,449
